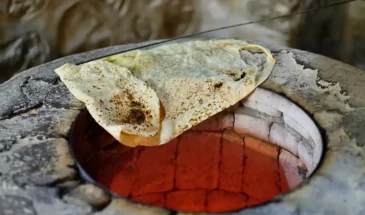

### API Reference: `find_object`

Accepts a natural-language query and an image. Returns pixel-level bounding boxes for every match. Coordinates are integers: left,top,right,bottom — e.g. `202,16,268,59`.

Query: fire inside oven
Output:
70,88,322,213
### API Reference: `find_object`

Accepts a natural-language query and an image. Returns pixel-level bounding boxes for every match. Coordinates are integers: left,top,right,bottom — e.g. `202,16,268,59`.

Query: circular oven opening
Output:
70,88,323,213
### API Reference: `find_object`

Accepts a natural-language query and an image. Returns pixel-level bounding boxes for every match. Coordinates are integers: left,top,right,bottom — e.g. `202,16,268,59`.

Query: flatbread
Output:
55,39,275,147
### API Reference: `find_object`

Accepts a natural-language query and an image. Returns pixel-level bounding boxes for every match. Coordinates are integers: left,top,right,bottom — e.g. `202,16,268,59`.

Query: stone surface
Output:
14,167,77,187
0,138,74,179
66,184,111,210
0,39,364,214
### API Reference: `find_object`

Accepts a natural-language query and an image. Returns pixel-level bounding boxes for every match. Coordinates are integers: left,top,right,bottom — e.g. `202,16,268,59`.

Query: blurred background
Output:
0,0,364,83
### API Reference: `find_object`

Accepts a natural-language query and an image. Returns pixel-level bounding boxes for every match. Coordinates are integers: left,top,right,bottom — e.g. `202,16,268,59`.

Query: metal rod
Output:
79,0,357,64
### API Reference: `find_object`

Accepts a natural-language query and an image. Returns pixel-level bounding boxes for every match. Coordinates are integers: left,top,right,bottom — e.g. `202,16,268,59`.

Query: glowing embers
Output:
70,88,323,213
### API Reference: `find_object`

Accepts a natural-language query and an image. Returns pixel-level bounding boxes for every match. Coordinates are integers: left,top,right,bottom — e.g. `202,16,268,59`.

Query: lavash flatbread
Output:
55,40,275,147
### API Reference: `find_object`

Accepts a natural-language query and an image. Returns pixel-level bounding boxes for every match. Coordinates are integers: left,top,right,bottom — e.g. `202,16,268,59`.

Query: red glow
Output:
88,130,289,213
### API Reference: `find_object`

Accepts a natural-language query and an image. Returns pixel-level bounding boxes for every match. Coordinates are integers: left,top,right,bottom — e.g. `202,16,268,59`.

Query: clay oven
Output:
70,87,323,213
0,40,364,215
